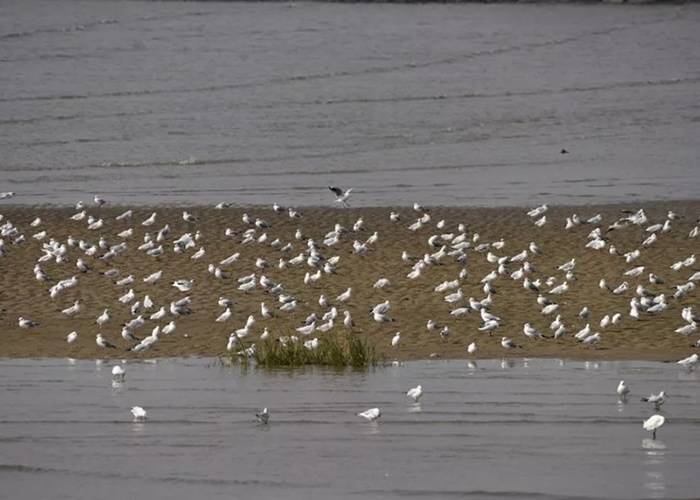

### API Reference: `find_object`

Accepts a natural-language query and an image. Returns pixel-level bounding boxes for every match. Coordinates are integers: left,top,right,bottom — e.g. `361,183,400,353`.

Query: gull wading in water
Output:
616,380,630,401
130,406,147,421
642,391,667,410
643,414,665,440
357,408,381,421
406,385,423,402
112,365,126,382
256,407,269,425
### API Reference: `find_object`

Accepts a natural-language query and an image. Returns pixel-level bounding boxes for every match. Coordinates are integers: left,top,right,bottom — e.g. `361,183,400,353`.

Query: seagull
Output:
141,212,157,226
172,279,194,292
523,323,545,340
642,414,665,440
467,342,477,354
406,385,423,402
215,307,232,323
130,406,147,421
296,322,316,336
501,337,520,349
336,288,352,302
226,333,239,351
61,300,81,317
328,186,352,207
676,353,698,371
96,334,117,349
391,332,401,347
617,380,630,401
66,331,78,344
112,365,126,382
18,317,39,329
143,270,163,284
96,309,110,327
343,310,354,329
641,391,667,410
256,407,269,425
357,408,381,421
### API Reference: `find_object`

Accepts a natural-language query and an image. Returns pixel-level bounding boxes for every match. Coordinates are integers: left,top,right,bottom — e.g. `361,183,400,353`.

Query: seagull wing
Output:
328,186,343,197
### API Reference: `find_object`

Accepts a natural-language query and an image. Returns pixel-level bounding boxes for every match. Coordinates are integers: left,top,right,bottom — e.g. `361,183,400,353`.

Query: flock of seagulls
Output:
2,190,697,439
616,379,675,440
113,358,678,440
1,193,698,361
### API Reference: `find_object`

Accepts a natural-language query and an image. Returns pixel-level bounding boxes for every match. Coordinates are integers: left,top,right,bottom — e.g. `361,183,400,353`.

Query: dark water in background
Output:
0,1,699,207
0,358,698,500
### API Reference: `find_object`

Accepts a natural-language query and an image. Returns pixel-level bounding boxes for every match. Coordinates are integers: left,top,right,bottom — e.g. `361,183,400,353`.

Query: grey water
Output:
1,1,699,207
0,358,698,499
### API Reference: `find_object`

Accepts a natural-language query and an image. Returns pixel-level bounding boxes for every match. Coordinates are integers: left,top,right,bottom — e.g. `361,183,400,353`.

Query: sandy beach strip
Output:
0,201,698,361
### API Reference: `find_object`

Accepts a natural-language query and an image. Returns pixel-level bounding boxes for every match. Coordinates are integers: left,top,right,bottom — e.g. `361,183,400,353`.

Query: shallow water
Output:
1,1,699,206
0,358,698,499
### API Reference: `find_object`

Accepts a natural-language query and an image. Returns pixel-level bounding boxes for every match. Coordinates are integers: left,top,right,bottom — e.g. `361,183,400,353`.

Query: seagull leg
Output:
652,430,656,440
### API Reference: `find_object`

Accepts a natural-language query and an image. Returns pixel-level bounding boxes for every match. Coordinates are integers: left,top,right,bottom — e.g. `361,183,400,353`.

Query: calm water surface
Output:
0,358,698,499
0,1,699,206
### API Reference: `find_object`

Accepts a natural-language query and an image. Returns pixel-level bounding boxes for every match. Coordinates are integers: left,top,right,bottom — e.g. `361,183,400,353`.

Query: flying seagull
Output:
328,186,352,207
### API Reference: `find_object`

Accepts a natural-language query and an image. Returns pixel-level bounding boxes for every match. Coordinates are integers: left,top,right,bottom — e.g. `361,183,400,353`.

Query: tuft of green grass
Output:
234,333,379,369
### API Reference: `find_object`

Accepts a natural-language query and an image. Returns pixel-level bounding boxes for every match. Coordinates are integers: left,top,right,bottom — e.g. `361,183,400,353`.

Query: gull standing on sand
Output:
96,334,116,349
501,337,520,349
18,317,39,329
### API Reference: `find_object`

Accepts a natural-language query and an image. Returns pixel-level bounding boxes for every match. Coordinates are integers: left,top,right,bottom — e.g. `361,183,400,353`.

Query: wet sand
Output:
0,201,698,361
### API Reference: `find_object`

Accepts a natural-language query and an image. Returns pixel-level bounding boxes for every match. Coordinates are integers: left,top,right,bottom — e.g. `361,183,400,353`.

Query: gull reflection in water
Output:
466,360,478,371
131,422,147,434
642,438,667,499
500,359,515,370
407,403,422,414
362,421,381,436
677,370,698,382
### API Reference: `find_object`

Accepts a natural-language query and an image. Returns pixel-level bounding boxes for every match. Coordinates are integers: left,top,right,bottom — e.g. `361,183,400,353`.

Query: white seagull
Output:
357,408,381,421
112,365,126,382
616,380,630,401
642,414,665,440
130,406,147,421
406,385,423,402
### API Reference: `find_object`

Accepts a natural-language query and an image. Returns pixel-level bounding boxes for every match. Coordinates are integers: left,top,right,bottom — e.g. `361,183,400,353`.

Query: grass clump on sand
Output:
247,334,379,369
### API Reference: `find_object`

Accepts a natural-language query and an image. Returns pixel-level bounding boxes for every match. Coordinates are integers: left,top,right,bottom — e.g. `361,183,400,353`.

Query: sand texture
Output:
0,201,698,361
